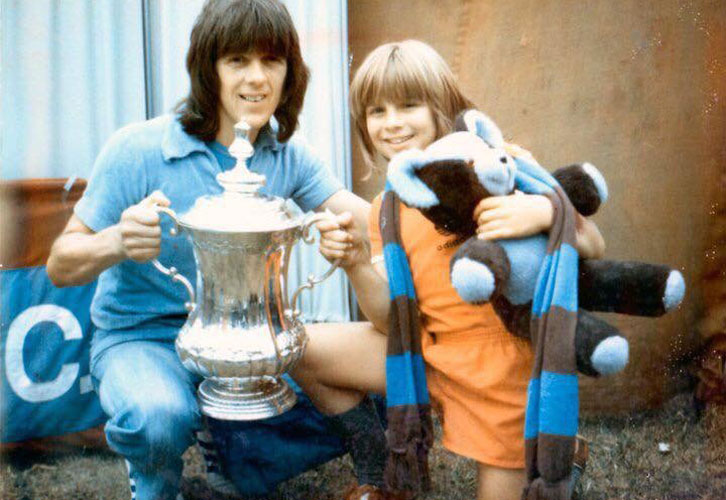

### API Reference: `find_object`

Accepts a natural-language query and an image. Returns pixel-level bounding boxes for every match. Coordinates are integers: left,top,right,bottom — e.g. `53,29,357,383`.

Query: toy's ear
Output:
455,109,505,149
387,149,440,208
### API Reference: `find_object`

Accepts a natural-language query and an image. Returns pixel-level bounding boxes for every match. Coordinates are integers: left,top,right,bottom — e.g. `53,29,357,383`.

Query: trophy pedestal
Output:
198,376,297,421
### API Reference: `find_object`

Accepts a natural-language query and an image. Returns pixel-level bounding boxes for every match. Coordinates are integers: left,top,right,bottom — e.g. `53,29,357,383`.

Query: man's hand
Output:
474,192,553,241
118,190,170,262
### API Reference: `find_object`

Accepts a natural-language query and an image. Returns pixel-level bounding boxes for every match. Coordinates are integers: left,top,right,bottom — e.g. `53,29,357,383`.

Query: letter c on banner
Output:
5,304,82,403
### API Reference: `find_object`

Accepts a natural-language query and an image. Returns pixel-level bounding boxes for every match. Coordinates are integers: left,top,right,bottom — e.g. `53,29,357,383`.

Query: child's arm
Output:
316,192,391,332
474,194,606,259
573,215,605,258
482,142,606,258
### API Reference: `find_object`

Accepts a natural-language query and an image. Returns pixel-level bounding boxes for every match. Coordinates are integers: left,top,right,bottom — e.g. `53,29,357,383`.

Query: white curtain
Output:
283,0,353,322
2,0,353,322
141,0,205,116
2,0,147,180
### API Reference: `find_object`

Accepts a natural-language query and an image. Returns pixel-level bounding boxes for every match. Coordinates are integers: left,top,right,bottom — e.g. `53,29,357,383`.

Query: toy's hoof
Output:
451,257,495,304
663,270,685,311
591,335,629,376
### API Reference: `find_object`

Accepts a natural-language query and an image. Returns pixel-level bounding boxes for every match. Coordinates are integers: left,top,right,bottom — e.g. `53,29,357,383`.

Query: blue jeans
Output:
91,338,201,500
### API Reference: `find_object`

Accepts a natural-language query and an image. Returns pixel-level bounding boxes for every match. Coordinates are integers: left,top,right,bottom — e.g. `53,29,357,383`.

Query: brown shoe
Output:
574,434,589,472
343,484,413,500
568,435,590,495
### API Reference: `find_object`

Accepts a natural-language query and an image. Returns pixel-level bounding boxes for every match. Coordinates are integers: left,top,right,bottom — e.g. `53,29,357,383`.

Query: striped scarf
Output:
382,155,579,500
380,184,434,494
515,156,579,500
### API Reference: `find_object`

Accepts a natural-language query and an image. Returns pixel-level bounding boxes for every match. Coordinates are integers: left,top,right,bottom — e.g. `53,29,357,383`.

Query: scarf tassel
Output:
384,437,432,493
522,476,572,500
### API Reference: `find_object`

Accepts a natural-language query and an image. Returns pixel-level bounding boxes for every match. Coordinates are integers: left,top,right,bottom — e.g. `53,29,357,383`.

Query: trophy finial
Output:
217,120,265,193
228,120,254,164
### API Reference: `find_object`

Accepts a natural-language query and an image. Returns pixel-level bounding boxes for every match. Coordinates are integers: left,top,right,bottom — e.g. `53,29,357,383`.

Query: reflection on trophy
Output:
152,121,337,420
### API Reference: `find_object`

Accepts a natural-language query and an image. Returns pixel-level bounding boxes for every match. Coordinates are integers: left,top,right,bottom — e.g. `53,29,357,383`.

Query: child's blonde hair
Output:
350,40,475,170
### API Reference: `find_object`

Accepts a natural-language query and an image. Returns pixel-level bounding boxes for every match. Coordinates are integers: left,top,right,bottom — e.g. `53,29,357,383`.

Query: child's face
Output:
216,51,288,143
365,101,437,160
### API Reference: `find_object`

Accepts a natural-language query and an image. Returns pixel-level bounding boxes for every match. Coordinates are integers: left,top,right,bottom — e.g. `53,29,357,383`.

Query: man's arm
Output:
47,215,125,287
47,191,169,287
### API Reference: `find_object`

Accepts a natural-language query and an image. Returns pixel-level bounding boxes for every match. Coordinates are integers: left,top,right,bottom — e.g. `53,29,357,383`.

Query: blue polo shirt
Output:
74,115,342,356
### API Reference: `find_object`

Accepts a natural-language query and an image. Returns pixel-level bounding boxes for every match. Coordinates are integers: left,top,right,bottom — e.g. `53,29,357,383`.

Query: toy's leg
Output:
575,310,629,377
491,296,533,340
490,301,628,376
450,237,510,304
552,163,608,216
490,301,629,376
578,259,685,316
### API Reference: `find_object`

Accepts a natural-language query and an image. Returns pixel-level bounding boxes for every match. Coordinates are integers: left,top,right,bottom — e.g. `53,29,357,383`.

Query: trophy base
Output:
198,376,297,421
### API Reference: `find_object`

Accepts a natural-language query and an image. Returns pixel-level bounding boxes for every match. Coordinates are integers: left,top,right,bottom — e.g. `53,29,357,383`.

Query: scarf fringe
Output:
384,438,432,494
522,477,571,500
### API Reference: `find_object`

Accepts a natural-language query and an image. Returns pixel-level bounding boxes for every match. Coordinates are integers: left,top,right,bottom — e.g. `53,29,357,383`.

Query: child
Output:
46,1,376,499
302,40,604,500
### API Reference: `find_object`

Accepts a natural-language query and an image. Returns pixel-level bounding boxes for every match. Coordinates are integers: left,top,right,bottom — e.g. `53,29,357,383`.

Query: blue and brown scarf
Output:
382,154,579,500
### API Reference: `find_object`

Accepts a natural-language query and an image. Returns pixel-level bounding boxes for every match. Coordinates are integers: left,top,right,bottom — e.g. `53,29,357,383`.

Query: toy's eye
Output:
500,157,508,164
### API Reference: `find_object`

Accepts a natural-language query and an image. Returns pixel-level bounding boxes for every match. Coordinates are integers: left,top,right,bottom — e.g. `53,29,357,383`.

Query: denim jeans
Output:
91,338,201,500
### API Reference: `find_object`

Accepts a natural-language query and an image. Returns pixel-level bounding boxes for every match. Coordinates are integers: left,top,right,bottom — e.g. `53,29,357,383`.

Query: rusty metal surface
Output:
349,0,726,412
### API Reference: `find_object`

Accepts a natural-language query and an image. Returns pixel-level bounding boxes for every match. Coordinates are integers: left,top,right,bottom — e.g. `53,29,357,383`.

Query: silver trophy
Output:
151,121,338,420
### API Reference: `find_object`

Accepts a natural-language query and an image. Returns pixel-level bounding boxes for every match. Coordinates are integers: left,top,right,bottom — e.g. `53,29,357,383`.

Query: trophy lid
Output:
178,121,300,233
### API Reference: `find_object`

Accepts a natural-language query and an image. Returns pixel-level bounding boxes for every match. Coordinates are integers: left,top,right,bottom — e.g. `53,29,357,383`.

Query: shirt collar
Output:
254,117,282,152
162,114,282,161
161,115,209,161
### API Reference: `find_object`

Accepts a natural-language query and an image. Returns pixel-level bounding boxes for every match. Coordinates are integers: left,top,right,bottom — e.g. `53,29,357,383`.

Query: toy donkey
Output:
386,109,685,499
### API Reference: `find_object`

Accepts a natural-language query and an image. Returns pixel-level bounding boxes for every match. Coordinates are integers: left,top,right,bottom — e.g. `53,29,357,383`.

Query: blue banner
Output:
1,266,105,442
0,265,353,494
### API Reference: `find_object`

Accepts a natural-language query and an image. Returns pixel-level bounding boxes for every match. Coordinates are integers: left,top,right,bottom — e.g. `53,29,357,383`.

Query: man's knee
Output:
142,400,200,460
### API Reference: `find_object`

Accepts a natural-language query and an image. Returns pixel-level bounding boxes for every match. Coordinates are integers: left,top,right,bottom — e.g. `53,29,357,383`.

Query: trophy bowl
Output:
151,121,337,420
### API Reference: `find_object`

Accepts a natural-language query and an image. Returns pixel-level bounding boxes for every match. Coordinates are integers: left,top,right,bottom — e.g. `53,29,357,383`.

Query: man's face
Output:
215,51,288,144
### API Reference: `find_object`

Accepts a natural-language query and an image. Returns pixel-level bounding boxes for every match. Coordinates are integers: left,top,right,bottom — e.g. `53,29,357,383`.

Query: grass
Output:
1,391,724,500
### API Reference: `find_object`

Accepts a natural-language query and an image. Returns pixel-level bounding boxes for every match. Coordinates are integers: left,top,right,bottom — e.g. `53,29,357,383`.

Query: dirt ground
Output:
1,391,724,500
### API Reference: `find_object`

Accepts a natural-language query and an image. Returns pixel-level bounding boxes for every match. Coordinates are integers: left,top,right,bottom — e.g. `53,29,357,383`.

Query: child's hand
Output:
504,142,536,161
474,192,553,240
316,211,369,269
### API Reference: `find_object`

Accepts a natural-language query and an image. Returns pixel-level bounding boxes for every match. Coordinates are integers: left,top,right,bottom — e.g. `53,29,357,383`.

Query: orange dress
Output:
369,194,534,468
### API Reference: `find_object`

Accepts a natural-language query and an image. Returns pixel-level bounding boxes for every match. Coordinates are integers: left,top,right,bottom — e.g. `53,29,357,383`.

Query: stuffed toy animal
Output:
387,109,685,377
384,109,685,499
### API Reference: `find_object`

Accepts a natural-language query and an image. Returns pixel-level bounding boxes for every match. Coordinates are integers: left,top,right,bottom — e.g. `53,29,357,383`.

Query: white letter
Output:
5,304,81,403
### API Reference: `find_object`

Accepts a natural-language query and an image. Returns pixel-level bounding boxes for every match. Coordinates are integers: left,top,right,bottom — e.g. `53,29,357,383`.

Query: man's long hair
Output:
177,0,309,143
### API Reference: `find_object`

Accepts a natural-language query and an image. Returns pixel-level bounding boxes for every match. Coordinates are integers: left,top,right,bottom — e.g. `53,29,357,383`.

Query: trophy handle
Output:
150,206,196,312
289,210,341,320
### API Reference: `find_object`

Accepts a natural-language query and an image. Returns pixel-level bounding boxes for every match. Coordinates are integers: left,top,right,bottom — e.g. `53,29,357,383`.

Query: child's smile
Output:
366,101,437,159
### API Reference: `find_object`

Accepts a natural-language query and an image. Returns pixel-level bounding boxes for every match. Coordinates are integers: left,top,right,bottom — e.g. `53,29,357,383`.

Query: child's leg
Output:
476,463,526,500
291,321,387,412
290,322,389,491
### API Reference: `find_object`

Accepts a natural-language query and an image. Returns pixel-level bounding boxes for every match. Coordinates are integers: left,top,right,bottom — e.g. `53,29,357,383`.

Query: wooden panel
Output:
349,0,726,413
0,179,86,269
